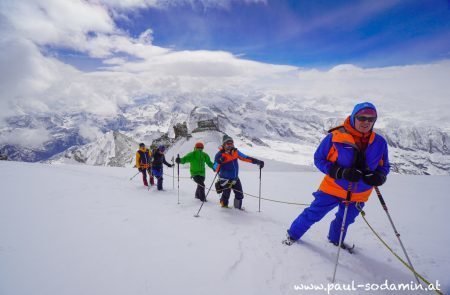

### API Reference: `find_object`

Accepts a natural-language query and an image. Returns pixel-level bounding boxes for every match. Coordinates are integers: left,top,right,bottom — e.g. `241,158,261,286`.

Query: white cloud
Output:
0,0,450,132
0,127,51,148
1,0,114,47
100,0,266,10
292,62,450,120
79,123,103,141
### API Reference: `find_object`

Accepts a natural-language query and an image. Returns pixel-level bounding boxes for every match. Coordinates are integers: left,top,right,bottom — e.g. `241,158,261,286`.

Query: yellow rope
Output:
356,206,443,295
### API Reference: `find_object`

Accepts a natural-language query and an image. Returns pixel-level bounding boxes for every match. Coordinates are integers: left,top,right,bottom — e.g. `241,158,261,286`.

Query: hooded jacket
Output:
314,117,390,202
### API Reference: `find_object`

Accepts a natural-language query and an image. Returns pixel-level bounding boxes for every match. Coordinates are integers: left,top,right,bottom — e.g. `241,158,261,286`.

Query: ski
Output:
330,240,355,254
342,243,355,254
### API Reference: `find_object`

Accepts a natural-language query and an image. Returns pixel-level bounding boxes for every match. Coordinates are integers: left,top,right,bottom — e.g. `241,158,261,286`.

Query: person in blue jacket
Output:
213,135,264,209
283,102,390,246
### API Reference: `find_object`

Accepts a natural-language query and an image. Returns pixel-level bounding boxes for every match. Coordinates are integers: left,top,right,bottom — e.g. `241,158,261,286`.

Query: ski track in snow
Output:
0,161,449,295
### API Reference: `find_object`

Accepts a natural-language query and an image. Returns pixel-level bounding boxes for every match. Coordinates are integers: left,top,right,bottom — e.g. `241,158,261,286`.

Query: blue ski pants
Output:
152,167,164,190
287,191,364,243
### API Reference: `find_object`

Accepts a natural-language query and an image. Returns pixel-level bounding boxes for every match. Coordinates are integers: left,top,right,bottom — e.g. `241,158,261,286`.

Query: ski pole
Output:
258,166,262,213
177,154,180,205
332,182,353,283
194,172,219,218
172,156,175,190
130,171,140,181
375,186,420,284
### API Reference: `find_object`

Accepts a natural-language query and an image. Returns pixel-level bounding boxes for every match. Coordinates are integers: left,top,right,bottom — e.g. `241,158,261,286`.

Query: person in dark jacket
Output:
135,143,154,187
176,141,214,202
283,102,390,246
213,135,264,209
151,145,174,191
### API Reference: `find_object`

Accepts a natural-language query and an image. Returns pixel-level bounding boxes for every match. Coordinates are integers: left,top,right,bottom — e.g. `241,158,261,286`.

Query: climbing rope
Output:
163,172,311,206
356,204,443,295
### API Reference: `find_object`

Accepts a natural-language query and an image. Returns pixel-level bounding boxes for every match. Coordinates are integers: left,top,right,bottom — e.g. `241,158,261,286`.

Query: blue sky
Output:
109,0,450,68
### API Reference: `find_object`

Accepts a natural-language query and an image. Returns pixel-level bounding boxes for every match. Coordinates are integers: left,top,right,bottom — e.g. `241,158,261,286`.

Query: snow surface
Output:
0,160,449,295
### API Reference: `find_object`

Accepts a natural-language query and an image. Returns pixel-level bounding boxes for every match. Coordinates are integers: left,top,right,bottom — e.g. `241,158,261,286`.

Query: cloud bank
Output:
1,0,449,135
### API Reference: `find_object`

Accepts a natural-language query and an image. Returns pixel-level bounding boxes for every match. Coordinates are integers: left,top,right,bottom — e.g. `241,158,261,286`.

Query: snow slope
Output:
0,161,449,295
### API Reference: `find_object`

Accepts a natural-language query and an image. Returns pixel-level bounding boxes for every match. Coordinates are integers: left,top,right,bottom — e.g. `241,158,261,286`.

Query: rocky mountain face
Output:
1,94,449,175
47,131,138,167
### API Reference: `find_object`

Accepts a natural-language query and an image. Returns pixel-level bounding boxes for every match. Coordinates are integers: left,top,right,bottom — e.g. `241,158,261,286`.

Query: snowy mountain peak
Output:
48,131,138,167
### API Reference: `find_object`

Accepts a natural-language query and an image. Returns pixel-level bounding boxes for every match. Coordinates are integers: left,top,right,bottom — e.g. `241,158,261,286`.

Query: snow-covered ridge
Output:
47,131,138,167
1,94,449,175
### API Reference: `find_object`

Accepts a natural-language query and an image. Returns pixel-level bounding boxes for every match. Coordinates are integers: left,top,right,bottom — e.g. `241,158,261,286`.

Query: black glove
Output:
217,156,225,164
138,168,143,172
175,156,181,164
256,159,264,168
363,170,386,186
329,164,362,182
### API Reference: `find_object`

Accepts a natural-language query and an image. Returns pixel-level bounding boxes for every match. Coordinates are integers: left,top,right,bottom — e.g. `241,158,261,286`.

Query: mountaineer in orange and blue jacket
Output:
136,143,154,187
213,135,264,209
283,102,390,246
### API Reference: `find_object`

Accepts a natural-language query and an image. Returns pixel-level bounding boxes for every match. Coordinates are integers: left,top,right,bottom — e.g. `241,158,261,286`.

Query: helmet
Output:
195,142,204,149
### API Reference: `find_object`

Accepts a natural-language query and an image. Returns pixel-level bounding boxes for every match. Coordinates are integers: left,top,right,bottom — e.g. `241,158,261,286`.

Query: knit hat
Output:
195,142,204,149
222,135,233,145
350,102,377,127
139,143,145,148
158,145,166,152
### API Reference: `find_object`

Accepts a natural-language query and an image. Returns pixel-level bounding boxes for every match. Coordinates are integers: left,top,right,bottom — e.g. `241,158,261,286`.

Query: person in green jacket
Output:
176,141,214,202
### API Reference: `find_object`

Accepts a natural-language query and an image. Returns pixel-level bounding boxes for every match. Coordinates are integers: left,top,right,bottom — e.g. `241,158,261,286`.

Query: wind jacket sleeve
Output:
180,152,192,165
135,151,141,168
204,153,214,169
376,140,390,176
163,156,172,167
314,133,334,175
237,150,254,163
213,151,222,171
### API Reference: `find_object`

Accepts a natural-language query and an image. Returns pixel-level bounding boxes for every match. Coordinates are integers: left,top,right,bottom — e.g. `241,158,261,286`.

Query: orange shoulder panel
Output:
221,150,239,163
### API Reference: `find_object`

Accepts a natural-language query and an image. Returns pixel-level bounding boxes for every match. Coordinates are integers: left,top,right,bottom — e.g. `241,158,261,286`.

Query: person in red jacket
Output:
283,102,390,246
135,143,154,187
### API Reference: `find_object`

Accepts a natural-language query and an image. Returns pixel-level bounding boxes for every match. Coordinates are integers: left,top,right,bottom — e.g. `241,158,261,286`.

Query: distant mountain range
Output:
1,94,449,175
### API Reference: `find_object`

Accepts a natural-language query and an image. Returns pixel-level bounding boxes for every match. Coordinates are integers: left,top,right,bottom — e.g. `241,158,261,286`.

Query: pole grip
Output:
345,182,352,201
375,186,387,207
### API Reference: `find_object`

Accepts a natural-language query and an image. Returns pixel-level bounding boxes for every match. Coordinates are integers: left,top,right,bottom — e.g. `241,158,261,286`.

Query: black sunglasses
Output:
356,116,377,123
